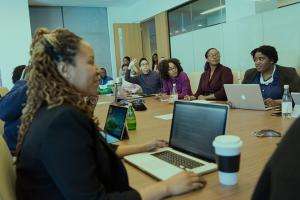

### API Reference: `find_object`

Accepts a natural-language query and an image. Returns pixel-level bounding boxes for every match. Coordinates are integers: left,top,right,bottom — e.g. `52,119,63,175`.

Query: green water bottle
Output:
126,105,136,131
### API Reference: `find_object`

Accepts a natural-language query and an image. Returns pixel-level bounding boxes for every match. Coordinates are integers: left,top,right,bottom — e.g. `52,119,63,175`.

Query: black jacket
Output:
16,105,141,200
252,117,300,200
242,65,300,94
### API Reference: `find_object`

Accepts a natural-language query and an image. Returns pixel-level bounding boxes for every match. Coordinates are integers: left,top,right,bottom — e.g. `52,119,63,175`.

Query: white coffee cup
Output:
213,135,243,186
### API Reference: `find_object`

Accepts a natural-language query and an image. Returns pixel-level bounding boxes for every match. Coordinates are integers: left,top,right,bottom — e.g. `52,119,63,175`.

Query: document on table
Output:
155,113,173,120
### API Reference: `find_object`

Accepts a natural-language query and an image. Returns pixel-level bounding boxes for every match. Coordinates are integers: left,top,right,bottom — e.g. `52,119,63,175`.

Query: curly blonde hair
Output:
16,28,98,155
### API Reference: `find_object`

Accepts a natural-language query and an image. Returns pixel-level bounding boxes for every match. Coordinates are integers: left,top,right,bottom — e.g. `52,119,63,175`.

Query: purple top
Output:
162,72,192,99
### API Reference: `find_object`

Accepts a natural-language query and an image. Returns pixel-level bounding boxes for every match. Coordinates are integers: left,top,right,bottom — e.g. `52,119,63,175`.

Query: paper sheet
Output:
155,113,173,120
191,100,212,104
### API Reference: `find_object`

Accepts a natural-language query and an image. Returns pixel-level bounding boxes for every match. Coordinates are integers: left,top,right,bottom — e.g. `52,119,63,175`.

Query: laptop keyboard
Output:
151,150,204,169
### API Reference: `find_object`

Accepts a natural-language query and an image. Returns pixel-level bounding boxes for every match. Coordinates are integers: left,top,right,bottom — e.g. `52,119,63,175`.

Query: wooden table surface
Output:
95,96,294,200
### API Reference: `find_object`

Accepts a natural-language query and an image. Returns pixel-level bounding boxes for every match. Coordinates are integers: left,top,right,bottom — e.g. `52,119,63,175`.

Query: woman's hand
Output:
184,95,196,101
163,172,206,196
129,58,138,70
264,98,281,107
140,139,168,152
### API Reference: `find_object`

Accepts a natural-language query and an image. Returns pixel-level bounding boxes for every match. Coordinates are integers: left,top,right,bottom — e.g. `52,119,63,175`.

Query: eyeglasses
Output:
207,53,220,58
168,67,177,72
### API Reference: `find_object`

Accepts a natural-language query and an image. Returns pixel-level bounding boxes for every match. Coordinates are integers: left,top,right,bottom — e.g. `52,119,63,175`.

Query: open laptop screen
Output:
169,102,228,161
104,105,127,139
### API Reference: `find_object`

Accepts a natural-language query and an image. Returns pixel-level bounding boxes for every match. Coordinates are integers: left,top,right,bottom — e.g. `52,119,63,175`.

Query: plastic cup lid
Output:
213,135,243,149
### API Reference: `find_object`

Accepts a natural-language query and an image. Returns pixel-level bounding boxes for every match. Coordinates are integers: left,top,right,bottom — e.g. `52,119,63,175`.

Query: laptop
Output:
292,93,300,118
224,84,273,111
124,101,229,180
100,105,128,143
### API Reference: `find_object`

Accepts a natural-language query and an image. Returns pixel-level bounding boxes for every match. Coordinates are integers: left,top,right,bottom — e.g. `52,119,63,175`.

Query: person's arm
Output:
0,82,27,121
125,69,140,85
162,80,170,95
178,74,192,99
213,68,234,100
115,140,167,158
40,108,141,200
193,74,204,99
288,68,300,93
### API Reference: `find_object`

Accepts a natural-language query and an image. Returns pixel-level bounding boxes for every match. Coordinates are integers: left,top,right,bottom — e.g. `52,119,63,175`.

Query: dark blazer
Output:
242,65,300,94
16,105,141,200
194,63,233,100
252,117,300,200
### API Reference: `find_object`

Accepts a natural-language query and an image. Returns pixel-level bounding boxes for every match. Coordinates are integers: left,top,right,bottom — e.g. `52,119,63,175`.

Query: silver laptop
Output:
124,101,228,180
292,93,300,118
224,84,272,111
292,92,300,105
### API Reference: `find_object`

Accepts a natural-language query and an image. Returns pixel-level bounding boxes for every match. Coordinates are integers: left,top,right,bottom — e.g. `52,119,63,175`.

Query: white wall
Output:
0,0,32,89
107,0,190,77
170,3,300,75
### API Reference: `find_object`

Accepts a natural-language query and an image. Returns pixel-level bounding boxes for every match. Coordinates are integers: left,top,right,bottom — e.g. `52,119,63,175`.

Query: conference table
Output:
95,96,294,200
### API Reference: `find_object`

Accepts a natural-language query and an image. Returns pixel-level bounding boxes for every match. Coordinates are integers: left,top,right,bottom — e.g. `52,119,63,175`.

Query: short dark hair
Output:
205,48,218,59
160,58,183,80
99,67,107,72
251,45,278,63
123,56,131,62
12,65,26,84
139,58,148,67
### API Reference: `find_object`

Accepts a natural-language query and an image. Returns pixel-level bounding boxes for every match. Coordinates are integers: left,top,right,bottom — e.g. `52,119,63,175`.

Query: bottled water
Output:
282,85,293,119
169,83,178,103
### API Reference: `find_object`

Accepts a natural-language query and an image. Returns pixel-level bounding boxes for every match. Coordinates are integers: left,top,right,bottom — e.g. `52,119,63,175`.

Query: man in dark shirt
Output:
252,117,300,200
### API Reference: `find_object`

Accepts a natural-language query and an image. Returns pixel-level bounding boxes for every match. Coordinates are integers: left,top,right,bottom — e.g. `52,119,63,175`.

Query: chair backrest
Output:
188,71,201,93
0,136,16,200
0,120,4,136
0,87,9,97
232,70,245,84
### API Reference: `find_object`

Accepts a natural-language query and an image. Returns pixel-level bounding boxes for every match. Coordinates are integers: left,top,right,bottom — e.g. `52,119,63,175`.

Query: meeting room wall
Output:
0,0,32,89
107,0,190,77
30,7,112,77
170,3,300,76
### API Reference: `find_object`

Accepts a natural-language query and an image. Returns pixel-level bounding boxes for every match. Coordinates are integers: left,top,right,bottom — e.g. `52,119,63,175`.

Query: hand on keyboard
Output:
163,172,206,196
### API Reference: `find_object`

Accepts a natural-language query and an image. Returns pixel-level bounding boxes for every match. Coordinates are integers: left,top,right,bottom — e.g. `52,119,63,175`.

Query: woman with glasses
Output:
185,48,233,101
125,58,161,95
160,58,192,99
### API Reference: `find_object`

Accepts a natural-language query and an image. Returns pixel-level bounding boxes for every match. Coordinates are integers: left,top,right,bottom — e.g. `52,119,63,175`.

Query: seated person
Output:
120,63,128,76
12,65,26,84
242,45,300,107
16,28,206,200
152,53,159,71
161,58,192,99
252,117,300,200
123,56,130,66
125,58,161,95
185,48,233,101
99,67,113,85
0,66,28,153
118,64,143,95
0,28,51,153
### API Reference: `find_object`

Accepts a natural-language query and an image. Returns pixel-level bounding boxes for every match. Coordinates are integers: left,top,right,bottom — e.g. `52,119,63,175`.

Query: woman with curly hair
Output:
16,28,205,200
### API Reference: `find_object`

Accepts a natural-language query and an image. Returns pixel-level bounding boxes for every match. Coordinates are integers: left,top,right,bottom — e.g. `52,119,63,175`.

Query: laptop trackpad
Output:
126,153,182,180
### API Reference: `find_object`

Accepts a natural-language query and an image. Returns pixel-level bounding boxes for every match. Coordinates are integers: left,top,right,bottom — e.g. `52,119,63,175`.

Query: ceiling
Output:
28,0,139,7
